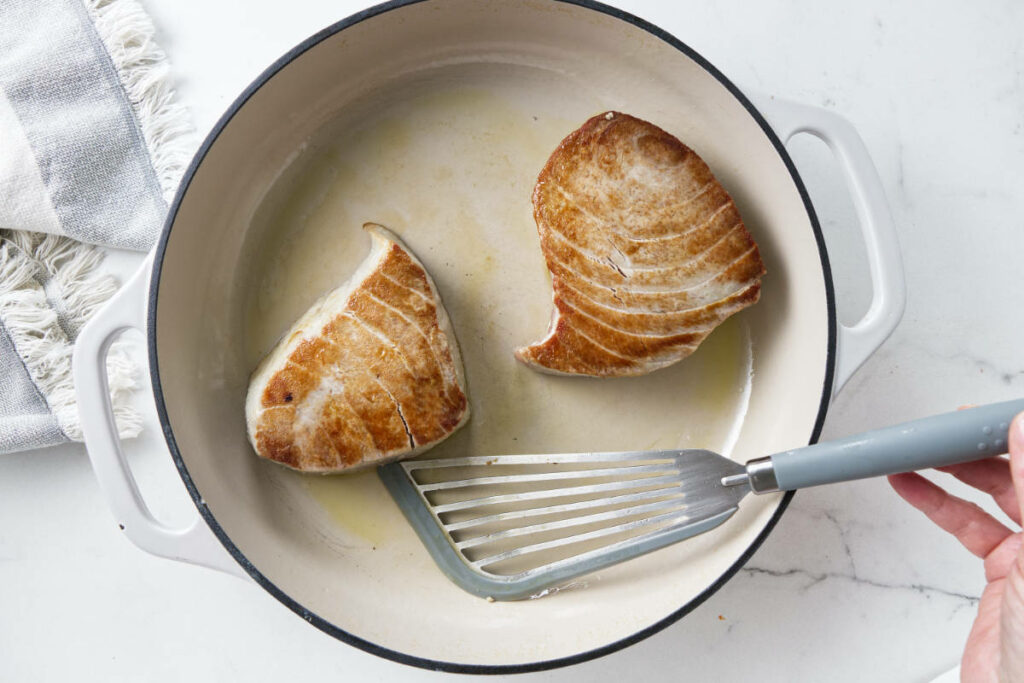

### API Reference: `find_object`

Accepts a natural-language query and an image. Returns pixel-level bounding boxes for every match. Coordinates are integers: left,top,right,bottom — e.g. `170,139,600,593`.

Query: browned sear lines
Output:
246,224,469,472
516,111,766,377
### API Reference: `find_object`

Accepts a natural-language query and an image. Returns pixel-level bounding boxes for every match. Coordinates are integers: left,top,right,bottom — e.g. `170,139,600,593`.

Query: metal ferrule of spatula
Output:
378,399,1024,601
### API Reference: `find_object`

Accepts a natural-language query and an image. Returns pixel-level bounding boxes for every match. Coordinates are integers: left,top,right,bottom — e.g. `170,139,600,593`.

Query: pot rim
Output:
147,0,837,673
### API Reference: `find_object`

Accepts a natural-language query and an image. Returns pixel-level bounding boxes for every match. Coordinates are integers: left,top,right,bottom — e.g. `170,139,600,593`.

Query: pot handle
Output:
748,94,906,397
73,257,248,580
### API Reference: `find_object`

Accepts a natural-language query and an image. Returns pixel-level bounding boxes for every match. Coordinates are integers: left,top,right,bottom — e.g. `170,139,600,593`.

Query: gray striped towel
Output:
0,0,192,453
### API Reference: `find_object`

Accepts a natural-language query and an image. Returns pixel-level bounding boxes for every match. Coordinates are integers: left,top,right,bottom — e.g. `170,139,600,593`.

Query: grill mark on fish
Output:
332,361,409,454
362,291,453,379
608,215,738,267
554,279,722,335
599,244,759,301
246,224,469,472
517,112,765,377
339,299,459,444
339,310,419,378
563,250,764,329
313,393,373,465
558,318,638,362
546,218,746,277
545,189,731,266
304,318,427,449
540,210,741,278
344,293,466,425
552,181,726,246
553,184,631,273
380,271,434,305
311,424,344,466
542,227,626,277
348,294,448,385
551,171,722,238
544,226,753,303
556,295,703,355
602,202,741,262
558,277,761,339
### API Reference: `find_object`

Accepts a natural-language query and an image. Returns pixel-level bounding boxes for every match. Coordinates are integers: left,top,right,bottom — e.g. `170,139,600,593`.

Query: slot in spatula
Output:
379,399,1024,601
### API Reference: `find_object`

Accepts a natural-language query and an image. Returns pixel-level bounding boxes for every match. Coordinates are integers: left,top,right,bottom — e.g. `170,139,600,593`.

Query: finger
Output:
962,581,1005,682
1009,412,1024,523
937,457,1020,525
984,532,1023,582
999,533,1024,679
888,472,1013,558
962,581,1005,683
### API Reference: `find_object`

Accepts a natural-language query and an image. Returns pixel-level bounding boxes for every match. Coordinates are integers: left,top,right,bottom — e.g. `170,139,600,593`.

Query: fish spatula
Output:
379,399,1024,600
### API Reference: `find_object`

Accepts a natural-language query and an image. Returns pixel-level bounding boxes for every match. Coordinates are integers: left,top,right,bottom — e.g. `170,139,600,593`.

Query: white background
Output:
2,1,1023,681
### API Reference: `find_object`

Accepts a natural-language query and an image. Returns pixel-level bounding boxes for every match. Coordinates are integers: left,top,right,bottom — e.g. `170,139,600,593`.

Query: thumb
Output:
999,413,1024,680
1012,413,1024,524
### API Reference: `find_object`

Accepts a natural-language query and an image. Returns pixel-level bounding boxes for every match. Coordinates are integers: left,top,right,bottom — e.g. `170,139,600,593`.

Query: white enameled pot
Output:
73,0,904,673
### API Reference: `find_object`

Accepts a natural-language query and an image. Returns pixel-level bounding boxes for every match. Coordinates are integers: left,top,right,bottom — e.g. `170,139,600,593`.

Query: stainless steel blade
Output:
378,448,752,601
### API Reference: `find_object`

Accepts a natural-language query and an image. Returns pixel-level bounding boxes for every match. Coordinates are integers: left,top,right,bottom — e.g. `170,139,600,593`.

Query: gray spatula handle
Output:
745,399,1024,493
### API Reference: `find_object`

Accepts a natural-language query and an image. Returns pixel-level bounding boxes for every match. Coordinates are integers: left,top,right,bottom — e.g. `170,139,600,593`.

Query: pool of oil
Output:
304,471,391,546
242,68,754,546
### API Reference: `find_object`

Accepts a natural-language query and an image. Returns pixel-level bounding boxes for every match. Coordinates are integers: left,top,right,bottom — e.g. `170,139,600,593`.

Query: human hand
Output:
889,412,1024,683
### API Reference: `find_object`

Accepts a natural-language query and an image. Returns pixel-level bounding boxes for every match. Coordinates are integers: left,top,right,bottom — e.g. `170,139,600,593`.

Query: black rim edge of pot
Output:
148,0,837,674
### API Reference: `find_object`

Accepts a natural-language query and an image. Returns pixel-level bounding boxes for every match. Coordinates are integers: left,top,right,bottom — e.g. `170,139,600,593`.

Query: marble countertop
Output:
2,1,1022,681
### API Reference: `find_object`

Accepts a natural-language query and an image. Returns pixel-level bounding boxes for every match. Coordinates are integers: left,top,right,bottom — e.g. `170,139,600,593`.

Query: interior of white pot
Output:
153,0,830,667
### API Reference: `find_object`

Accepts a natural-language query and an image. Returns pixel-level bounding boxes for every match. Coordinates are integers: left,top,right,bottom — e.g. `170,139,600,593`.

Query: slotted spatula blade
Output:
378,449,750,601
379,400,1024,601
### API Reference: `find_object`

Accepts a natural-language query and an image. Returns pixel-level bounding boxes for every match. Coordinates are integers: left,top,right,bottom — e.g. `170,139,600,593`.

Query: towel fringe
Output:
0,236,141,441
5,232,120,334
82,0,194,201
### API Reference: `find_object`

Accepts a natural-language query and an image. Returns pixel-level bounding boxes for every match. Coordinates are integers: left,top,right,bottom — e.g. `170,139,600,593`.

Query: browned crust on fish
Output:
516,112,766,376
249,228,469,472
